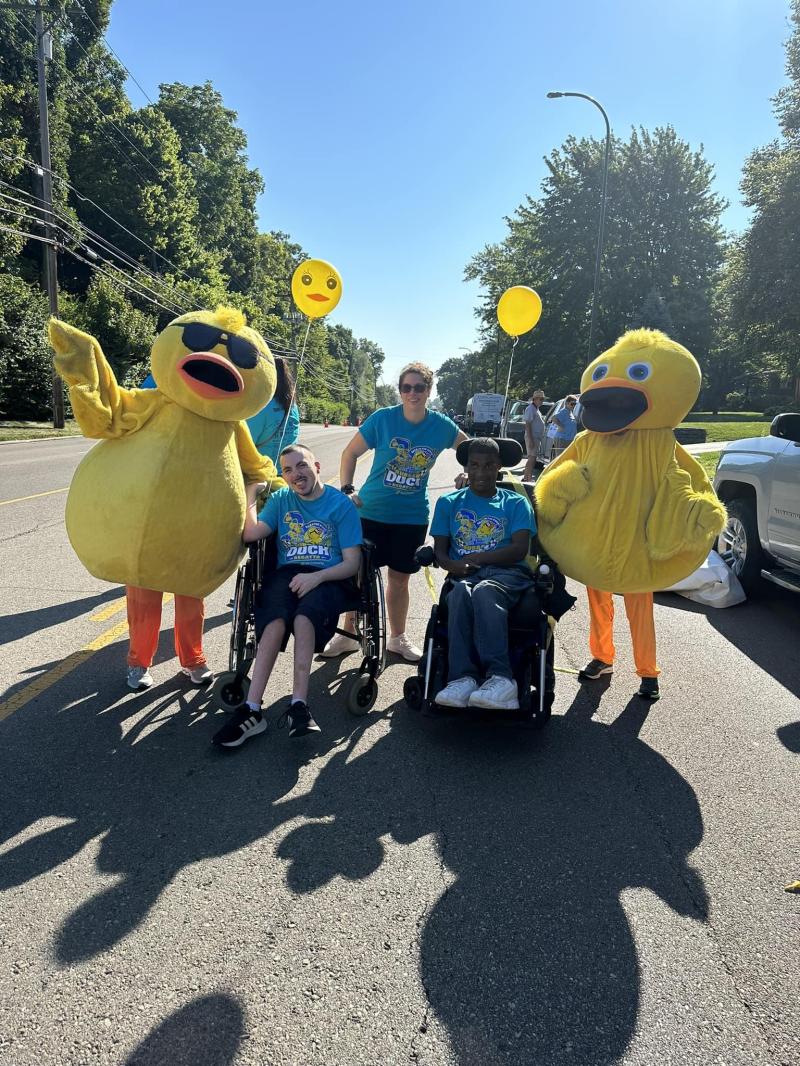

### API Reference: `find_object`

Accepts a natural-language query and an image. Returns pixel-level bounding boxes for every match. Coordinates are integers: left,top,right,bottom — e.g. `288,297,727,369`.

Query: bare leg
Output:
387,568,411,638
292,615,316,703
523,456,535,481
248,619,286,705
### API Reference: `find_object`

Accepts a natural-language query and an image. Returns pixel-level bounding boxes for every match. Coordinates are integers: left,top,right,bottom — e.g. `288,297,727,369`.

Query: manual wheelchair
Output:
212,535,387,716
402,438,575,728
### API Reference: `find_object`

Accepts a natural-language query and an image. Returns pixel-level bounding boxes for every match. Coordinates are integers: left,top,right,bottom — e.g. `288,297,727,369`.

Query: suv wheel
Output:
718,498,763,593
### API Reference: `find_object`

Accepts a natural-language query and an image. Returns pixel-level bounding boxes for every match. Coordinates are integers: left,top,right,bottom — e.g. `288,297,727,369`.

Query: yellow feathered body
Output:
534,328,726,594
535,429,725,593
66,403,252,598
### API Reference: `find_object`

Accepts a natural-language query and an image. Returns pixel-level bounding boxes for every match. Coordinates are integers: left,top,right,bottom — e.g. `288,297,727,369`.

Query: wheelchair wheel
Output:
347,673,377,716
229,561,255,672
361,566,387,676
212,671,249,713
403,676,424,711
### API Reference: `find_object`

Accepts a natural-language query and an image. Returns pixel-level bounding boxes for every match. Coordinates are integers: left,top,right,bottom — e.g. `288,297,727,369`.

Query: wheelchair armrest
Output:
415,544,436,568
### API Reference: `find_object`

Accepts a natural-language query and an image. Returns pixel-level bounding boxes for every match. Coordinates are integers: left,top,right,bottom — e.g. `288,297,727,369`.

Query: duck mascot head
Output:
49,306,285,598
534,328,726,593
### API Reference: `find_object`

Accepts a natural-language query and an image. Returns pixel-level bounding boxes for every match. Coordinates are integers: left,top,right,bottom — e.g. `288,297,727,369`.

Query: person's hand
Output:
289,571,323,598
351,492,363,508
452,558,477,578
247,480,269,503
454,472,468,489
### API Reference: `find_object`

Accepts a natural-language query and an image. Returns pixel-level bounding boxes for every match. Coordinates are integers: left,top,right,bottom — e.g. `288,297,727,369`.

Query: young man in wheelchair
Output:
430,437,538,711
213,444,362,747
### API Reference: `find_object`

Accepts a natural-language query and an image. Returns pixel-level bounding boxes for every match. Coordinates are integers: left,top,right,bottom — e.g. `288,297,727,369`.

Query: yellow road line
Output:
0,594,174,722
90,596,128,622
0,487,69,507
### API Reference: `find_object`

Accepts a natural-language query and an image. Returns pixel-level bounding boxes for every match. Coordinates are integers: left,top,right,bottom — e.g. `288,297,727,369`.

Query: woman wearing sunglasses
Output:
323,362,468,661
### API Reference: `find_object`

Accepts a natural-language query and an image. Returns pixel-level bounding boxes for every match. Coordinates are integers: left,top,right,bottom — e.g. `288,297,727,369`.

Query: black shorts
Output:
254,566,359,652
360,518,428,574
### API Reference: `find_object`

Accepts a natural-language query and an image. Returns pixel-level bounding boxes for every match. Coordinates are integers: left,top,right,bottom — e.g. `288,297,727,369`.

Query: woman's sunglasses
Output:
400,382,428,394
171,322,261,370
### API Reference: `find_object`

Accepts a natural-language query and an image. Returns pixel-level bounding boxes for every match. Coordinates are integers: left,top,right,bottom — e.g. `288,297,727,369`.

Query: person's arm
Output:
452,428,471,488
433,535,477,578
289,546,361,598
243,480,274,542
457,529,531,570
339,431,370,505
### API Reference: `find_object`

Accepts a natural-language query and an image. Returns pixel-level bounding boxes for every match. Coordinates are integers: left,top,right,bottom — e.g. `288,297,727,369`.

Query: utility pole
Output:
34,0,64,427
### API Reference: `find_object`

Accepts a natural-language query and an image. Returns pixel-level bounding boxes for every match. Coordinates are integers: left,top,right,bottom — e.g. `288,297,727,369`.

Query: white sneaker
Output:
181,664,213,686
435,677,479,708
320,632,360,657
387,633,423,662
468,675,519,710
127,666,154,691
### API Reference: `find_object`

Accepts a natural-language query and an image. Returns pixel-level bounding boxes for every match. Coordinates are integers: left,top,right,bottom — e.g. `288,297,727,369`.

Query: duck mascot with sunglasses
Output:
534,328,726,702
49,307,285,688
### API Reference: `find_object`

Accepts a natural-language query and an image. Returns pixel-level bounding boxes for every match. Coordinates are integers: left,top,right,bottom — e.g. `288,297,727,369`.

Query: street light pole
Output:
547,91,611,364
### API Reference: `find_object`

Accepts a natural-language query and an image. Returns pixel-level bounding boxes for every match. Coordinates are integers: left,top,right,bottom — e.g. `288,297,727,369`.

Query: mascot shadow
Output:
277,686,710,1066
0,619,383,966
123,992,244,1066
655,586,800,699
0,586,125,647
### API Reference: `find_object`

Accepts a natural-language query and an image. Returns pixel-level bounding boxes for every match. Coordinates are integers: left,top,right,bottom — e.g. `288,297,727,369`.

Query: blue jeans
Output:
446,565,534,681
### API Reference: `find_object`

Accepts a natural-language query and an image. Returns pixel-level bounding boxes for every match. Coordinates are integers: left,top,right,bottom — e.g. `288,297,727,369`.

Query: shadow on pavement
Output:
0,628,381,966
0,586,125,646
123,993,245,1066
277,683,709,1066
655,585,800,699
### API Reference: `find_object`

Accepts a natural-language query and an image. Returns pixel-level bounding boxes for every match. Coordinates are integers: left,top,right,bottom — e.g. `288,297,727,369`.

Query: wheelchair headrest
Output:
456,437,523,470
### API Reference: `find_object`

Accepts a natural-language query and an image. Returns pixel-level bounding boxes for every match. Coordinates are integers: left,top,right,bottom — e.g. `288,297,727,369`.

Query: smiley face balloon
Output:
291,259,343,319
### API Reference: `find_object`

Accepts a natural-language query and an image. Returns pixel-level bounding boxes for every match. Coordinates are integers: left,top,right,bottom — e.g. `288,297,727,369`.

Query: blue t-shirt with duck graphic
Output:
357,406,458,524
258,485,362,570
430,487,536,561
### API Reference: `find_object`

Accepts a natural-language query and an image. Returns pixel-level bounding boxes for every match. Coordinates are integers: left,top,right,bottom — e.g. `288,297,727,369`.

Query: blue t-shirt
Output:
357,406,458,525
430,487,536,561
246,399,300,464
553,407,577,442
140,374,156,388
258,485,362,570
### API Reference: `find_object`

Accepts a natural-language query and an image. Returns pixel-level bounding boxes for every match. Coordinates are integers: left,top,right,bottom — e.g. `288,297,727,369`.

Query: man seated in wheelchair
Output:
213,444,362,747
430,437,538,711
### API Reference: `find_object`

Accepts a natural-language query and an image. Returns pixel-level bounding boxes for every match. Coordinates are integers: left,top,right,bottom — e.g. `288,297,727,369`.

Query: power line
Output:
68,2,156,107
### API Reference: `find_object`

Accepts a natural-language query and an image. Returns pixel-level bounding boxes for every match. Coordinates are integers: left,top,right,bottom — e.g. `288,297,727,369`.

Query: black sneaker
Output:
578,659,613,681
213,706,266,748
638,677,660,701
279,700,321,738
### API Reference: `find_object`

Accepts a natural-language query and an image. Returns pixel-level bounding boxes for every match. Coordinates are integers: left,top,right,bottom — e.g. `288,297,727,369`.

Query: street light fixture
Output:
547,90,611,363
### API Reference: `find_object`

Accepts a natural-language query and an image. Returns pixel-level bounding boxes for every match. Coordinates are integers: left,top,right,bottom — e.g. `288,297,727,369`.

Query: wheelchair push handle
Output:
415,544,436,569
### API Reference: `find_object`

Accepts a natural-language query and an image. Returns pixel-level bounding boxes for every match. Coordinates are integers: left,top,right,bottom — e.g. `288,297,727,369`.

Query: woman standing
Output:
246,356,300,464
323,362,468,661
550,395,578,458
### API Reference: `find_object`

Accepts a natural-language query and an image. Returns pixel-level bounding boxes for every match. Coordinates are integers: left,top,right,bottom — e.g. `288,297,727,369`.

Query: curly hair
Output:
398,361,434,390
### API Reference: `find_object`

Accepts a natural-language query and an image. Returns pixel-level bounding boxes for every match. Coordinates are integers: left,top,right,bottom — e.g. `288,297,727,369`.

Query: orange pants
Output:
587,588,659,678
126,586,206,669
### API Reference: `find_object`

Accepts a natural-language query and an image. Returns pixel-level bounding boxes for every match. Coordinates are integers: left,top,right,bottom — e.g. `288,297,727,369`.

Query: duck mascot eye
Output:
49,306,285,599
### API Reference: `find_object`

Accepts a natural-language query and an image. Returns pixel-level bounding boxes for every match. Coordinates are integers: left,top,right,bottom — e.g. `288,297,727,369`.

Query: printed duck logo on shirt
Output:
281,511,333,561
384,436,437,493
454,509,506,555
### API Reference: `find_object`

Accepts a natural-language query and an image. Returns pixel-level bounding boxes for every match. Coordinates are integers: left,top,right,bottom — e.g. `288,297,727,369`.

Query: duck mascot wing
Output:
534,328,726,594
50,306,285,598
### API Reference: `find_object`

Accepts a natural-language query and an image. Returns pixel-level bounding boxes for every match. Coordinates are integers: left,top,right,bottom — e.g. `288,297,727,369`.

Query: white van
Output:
465,393,505,434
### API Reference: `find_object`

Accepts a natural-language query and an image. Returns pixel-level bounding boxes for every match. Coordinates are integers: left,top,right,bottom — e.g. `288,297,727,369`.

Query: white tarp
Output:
662,550,746,608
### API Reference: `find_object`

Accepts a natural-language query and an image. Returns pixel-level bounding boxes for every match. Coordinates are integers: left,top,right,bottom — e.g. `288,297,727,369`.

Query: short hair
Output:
279,443,316,462
565,395,578,404
467,437,500,460
398,361,433,390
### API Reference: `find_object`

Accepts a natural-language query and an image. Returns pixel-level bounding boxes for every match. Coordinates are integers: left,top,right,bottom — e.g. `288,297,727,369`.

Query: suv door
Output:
767,439,800,563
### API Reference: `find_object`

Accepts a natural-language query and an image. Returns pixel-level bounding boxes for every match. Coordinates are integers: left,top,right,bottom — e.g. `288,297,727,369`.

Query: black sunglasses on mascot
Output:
171,322,261,370
400,382,427,394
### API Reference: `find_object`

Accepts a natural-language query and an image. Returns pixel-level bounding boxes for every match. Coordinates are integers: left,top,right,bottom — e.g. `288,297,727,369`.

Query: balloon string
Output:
502,336,519,421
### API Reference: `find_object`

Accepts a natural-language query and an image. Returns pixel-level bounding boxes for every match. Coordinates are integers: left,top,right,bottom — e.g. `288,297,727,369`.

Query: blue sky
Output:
106,0,791,384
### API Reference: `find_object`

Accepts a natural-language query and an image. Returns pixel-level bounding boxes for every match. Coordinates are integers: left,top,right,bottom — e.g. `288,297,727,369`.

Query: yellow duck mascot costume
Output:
49,306,285,688
534,328,726,699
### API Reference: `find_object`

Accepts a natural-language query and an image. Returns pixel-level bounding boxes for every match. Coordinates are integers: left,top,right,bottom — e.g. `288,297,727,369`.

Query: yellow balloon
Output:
291,259,342,319
497,286,542,337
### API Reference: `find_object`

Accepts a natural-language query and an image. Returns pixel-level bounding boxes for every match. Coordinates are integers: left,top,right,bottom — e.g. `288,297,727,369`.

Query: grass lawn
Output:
677,420,770,442
695,450,722,480
0,420,81,442
683,411,765,422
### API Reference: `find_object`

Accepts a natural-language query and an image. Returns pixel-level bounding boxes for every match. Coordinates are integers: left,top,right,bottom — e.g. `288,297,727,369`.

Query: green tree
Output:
0,273,53,419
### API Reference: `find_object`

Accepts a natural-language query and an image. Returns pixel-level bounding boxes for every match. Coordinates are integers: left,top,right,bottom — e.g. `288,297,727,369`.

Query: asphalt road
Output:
0,432,798,1066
